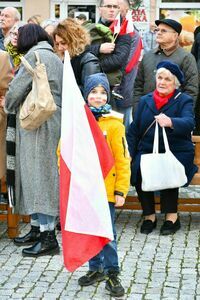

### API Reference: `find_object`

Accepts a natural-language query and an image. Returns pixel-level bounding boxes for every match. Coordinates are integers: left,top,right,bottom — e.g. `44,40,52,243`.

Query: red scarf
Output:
153,89,175,110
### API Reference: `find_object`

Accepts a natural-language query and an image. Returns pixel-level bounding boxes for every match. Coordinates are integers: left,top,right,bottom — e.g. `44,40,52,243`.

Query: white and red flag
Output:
59,51,114,272
125,10,134,34
113,13,121,35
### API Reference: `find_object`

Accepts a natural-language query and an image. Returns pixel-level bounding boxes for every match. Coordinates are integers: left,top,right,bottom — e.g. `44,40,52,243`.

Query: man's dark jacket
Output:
89,18,131,74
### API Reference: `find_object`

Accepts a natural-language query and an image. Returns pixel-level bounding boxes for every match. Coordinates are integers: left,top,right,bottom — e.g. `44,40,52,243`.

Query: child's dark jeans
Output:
88,202,119,274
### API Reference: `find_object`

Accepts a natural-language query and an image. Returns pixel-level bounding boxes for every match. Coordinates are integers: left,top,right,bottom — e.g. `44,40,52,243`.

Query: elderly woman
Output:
127,61,197,235
4,24,63,257
53,18,101,92
6,21,26,72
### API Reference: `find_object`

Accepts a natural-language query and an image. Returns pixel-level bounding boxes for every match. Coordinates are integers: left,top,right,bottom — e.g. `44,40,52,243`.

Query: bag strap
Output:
34,51,40,65
141,119,156,140
20,56,34,76
162,126,170,152
20,51,41,75
152,121,170,154
153,121,159,154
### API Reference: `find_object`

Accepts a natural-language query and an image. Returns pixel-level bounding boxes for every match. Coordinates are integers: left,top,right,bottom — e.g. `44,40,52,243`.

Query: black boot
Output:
22,230,59,257
14,226,40,246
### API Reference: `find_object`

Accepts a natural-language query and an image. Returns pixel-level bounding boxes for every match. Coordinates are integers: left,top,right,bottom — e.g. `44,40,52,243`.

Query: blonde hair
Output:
27,14,43,25
53,18,90,57
156,68,181,88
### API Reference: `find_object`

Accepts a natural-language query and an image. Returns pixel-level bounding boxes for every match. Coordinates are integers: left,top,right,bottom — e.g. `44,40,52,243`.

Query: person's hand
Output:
100,42,115,54
155,113,173,128
115,195,125,207
0,96,5,108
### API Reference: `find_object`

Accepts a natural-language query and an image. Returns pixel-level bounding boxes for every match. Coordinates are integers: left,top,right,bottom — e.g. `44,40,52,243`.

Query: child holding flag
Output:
78,73,130,297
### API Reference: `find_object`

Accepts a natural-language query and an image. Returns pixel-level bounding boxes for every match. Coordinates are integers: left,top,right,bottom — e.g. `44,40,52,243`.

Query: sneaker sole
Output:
140,229,154,234
78,276,105,286
105,285,125,297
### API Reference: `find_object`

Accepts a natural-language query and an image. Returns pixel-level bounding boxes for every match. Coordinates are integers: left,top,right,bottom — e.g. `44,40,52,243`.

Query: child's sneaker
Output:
78,270,105,286
105,272,125,297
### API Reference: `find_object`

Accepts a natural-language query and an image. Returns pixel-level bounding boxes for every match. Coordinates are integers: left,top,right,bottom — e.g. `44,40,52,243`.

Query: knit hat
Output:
155,19,182,35
84,73,110,102
157,60,184,84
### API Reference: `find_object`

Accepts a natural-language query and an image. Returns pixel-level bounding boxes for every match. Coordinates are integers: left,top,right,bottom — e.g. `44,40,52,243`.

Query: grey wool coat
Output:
5,41,63,216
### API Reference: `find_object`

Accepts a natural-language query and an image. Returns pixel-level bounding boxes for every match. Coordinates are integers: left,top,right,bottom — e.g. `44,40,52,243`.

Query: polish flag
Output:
125,10,134,34
113,13,121,34
60,51,114,272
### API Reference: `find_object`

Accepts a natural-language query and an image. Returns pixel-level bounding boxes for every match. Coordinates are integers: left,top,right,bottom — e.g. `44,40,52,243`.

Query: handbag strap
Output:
20,56,34,76
34,51,40,65
153,121,159,153
162,126,170,152
141,119,156,140
20,51,40,75
152,121,170,154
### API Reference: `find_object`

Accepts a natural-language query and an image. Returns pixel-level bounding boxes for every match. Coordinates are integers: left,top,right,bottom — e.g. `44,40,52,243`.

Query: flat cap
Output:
155,18,182,35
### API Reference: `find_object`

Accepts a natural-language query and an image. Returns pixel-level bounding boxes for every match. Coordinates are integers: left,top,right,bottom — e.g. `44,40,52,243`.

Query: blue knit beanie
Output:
84,73,110,103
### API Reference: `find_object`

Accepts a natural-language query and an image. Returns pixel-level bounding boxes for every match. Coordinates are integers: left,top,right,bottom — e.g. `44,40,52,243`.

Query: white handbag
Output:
140,121,187,191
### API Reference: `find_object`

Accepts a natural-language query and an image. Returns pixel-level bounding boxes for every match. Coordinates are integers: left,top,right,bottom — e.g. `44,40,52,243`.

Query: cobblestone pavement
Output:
0,210,199,300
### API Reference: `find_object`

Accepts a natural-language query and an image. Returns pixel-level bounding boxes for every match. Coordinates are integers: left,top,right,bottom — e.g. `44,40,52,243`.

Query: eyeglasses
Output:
101,4,119,9
10,32,18,37
154,28,176,34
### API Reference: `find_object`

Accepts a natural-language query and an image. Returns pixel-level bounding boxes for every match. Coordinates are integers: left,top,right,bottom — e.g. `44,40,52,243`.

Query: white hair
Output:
41,19,58,30
2,7,21,21
156,67,181,88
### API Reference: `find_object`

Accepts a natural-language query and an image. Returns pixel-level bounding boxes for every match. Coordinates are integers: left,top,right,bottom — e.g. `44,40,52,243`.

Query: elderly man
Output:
133,18,199,115
0,6,20,48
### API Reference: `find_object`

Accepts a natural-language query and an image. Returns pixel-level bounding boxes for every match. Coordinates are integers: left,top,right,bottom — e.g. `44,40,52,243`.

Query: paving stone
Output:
0,211,199,299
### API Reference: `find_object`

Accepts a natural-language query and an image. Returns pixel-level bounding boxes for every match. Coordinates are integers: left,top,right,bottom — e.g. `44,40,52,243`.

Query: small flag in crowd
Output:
59,51,114,272
125,10,134,34
113,13,121,35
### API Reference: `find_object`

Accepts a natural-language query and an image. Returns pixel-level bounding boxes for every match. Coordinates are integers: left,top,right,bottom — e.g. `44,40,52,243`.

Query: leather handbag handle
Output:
20,51,40,75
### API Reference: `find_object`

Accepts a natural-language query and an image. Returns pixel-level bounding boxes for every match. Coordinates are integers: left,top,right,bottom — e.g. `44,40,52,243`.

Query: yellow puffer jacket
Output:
98,111,130,203
57,111,131,203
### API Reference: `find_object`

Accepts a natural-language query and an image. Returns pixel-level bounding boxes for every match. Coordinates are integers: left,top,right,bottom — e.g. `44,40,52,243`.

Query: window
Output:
68,5,96,23
0,1,23,18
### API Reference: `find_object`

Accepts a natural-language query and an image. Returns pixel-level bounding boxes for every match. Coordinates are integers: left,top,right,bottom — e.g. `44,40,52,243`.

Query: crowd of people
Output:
0,1,200,298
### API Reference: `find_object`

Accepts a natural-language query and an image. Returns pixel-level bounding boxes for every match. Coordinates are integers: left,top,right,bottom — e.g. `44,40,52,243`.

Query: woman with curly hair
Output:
53,18,101,92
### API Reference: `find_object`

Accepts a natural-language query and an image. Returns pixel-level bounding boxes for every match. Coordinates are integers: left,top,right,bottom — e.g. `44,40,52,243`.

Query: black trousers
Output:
135,170,179,216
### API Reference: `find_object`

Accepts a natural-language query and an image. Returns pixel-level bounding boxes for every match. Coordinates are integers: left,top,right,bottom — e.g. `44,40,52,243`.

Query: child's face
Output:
87,85,108,108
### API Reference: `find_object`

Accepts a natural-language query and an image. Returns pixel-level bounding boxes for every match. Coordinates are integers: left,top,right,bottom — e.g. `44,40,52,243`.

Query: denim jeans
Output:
31,213,56,232
89,202,119,274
